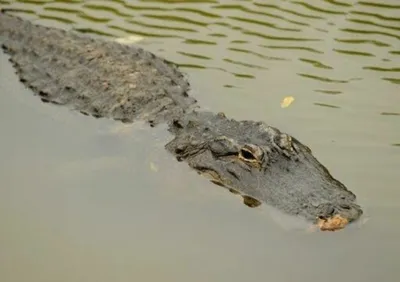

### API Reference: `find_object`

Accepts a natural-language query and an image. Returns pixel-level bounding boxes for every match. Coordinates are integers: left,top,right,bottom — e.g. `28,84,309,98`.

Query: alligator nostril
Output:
326,206,335,215
318,203,335,218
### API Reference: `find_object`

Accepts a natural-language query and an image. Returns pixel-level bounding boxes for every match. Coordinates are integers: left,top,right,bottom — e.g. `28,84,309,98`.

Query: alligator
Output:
0,11,363,231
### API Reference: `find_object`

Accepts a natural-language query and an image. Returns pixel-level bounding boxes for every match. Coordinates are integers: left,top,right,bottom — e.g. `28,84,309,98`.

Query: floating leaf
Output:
281,96,295,108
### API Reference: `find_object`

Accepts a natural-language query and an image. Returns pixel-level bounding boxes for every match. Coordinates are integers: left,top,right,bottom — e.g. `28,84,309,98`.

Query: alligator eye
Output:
239,144,264,163
240,149,257,160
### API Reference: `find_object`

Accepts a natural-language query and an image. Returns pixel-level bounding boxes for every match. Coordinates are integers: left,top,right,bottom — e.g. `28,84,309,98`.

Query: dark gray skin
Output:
0,12,197,125
0,12,362,230
166,111,362,225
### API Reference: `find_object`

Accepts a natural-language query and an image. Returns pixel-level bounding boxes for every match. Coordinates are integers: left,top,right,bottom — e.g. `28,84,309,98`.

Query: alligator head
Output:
166,111,363,231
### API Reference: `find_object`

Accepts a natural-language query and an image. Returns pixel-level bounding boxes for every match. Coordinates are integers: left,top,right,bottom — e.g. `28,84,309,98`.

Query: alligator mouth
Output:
314,202,362,231
198,168,227,187
198,167,262,208
198,167,356,231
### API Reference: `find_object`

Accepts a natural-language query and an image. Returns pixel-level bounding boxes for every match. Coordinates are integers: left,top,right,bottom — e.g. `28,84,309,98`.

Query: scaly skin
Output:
0,12,197,125
0,12,363,231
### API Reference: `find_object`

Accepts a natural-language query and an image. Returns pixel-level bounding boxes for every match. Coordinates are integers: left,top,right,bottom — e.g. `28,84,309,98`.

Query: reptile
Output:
0,11,363,231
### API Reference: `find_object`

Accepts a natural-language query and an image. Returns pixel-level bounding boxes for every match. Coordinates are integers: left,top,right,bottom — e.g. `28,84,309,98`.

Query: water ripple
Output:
334,48,375,57
174,7,221,18
37,13,75,24
299,58,333,69
290,1,347,15
335,38,391,47
1,0,398,110
297,73,351,83
314,102,340,108
223,58,268,70
340,28,400,40
350,11,400,22
177,51,211,60
109,23,180,38
261,45,324,54
227,16,302,32
227,47,288,61
382,78,400,84
347,18,400,31
82,2,133,17
183,39,216,45
243,30,320,42
127,18,197,33
16,0,48,4
358,1,400,9
363,66,400,72
322,0,352,7
315,89,343,95
253,2,324,20
212,4,310,26
141,14,209,27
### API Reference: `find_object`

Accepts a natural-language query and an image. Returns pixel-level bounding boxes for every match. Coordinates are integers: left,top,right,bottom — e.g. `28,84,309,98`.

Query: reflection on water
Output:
0,0,400,281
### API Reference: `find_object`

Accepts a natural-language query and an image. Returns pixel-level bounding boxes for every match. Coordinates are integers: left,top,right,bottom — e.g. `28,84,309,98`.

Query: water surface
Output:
0,0,399,281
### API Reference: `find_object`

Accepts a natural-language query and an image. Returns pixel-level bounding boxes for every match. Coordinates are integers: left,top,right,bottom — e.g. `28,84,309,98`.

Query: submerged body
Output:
0,12,363,231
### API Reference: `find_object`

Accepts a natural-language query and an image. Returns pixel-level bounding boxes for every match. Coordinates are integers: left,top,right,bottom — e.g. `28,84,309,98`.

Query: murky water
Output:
0,0,399,281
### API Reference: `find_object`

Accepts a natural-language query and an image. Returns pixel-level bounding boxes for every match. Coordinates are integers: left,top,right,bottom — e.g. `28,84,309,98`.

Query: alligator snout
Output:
316,202,363,231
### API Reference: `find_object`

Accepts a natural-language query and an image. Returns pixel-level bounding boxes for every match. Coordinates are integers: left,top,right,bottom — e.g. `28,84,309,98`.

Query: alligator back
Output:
0,12,196,125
